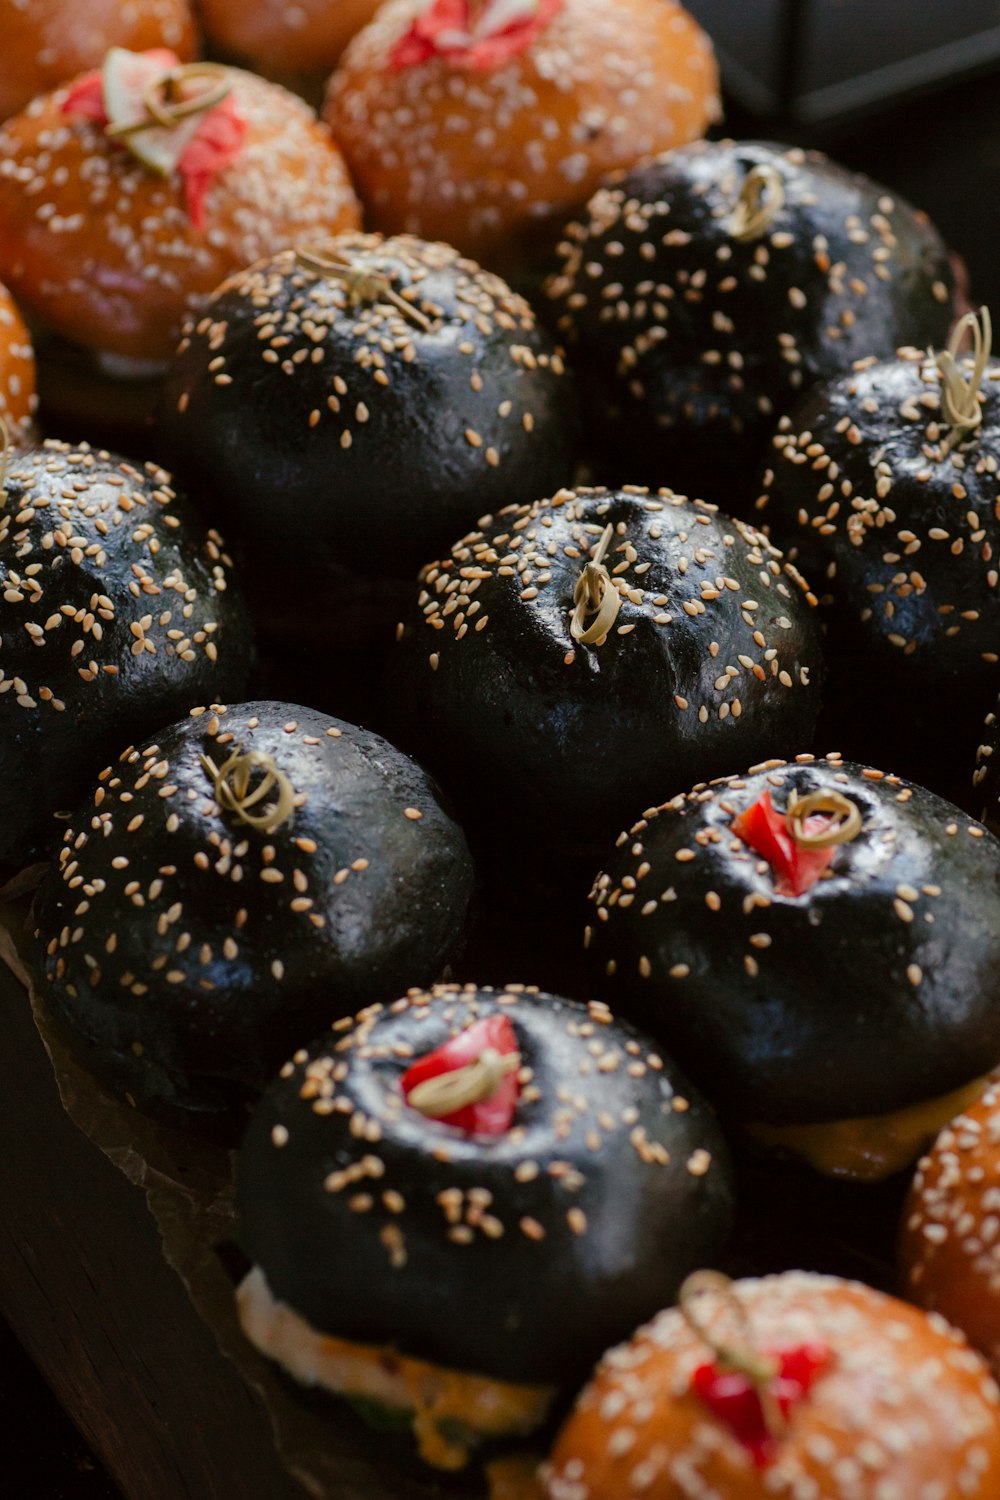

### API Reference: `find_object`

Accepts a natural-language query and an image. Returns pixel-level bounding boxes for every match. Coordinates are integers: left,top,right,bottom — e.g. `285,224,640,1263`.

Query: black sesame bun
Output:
236,983,734,1469
32,702,475,1133
387,486,823,878
757,314,1000,783
0,440,253,867
545,1271,1000,1500
544,139,956,507
156,234,580,598
586,757,1000,1181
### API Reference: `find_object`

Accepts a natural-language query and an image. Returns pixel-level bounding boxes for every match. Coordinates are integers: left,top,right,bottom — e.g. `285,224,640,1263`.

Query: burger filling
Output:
236,1265,555,1470
745,1072,992,1180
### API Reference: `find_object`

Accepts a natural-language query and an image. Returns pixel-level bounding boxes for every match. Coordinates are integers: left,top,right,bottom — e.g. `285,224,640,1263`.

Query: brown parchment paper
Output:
0,895,465,1500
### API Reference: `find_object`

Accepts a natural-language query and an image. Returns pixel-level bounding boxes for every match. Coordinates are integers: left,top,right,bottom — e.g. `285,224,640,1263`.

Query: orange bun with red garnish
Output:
0,49,360,370
545,1271,1000,1500
0,0,196,122
324,0,719,266
0,280,36,442
900,1074,1000,1374
198,0,381,78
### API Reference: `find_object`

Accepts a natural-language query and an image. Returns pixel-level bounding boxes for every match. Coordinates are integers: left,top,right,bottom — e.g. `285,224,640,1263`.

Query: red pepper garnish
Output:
400,1014,520,1134
61,51,247,229
178,93,247,230
691,1341,830,1467
731,789,836,897
389,0,563,72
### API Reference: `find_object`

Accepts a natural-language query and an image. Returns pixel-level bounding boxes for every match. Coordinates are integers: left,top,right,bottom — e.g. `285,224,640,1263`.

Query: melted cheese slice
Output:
745,1073,992,1181
236,1265,555,1470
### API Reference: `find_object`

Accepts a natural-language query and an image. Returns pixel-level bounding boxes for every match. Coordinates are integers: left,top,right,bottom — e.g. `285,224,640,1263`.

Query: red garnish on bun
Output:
731,789,837,896
401,1014,520,1134
389,0,562,71
691,1340,831,1467
61,48,248,227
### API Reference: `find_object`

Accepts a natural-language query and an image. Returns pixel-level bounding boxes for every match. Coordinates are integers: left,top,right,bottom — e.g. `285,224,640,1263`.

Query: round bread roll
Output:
587,757,1000,1181
32,702,476,1133
545,1271,1000,1499
0,439,254,867
900,1074,1000,1374
0,51,360,368
0,0,196,122
236,984,733,1469
156,233,579,585
324,0,719,266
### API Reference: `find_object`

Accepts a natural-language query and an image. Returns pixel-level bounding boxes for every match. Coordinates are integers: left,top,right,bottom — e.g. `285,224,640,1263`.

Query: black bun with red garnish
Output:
387,486,823,879
586,756,1000,1180
31,702,475,1134
235,983,734,1470
757,311,1000,784
156,233,580,591
543,139,956,508
0,439,254,868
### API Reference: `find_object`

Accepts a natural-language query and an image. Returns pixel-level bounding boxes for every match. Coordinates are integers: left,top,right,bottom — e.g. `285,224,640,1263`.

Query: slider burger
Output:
544,139,956,506
0,438,253,867
388,486,822,873
586,757,1000,1181
545,1270,1000,1498
0,47,360,381
32,703,475,1133
156,232,579,587
900,1073,1000,1375
324,0,719,268
757,309,1000,777
235,984,734,1470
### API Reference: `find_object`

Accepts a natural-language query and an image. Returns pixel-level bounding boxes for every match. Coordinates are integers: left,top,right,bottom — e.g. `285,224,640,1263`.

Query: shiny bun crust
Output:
237,984,733,1388
324,0,719,264
0,67,360,363
157,234,579,580
587,758,1000,1126
199,0,380,75
900,1075,1000,1373
0,0,196,122
545,1273,1000,1500
32,702,475,1128
0,440,254,866
0,279,35,440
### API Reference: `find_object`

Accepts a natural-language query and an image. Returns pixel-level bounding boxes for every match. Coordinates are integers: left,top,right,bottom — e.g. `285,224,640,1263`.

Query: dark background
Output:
6,38,1000,1500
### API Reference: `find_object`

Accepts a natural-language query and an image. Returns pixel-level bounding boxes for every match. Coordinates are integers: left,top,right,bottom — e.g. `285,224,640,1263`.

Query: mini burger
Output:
235,984,734,1470
587,756,1000,1181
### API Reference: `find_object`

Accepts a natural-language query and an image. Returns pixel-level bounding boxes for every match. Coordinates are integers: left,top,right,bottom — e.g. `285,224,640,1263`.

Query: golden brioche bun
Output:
0,0,196,122
545,1272,1000,1499
900,1075,1000,1373
0,281,36,440
0,63,360,364
324,0,719,265
198,0,380,75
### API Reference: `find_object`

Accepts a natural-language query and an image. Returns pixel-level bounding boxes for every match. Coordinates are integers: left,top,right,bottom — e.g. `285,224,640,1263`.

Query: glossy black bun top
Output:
587,757,1000,1125
32,701,476,1132
237,984,734,1388
756,333,1000,772
0,439,253,866
387,486,823,857
156,233,580,581
543,139,955,508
